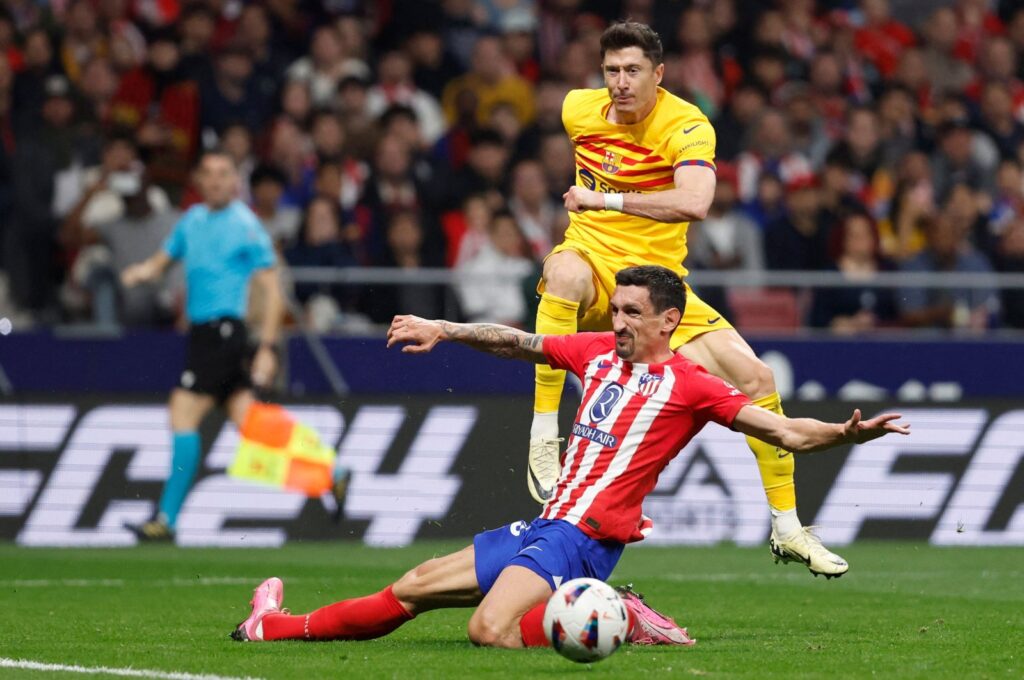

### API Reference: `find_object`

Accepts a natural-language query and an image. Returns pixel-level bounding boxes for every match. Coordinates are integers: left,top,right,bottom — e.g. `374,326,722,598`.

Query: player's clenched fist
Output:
563,186,604,213
387,315,444,353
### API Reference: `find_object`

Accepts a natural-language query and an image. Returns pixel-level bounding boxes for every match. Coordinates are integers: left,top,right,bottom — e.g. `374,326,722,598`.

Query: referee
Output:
122,150,283,542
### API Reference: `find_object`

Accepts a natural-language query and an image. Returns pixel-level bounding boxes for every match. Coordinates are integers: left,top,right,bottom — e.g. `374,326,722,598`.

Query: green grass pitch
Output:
1,543,1020,679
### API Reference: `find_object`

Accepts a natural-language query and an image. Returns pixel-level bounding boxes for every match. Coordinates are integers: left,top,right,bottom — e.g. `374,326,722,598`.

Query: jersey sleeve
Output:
161,210,192,260
668,117,717,173
687,366,751,427
246,221,276,270
542,332,613,378
561,89,586,138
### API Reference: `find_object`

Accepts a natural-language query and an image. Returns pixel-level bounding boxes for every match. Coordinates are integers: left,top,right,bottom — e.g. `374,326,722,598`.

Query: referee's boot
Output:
125,517,175,543
770,527,849,579
527,437,563,504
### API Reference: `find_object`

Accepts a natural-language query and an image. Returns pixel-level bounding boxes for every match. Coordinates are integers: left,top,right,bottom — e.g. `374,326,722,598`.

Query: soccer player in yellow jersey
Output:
527,21,849,578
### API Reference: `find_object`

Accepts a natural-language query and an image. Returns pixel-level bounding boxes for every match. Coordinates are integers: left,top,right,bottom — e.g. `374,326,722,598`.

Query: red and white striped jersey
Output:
541,332,751,544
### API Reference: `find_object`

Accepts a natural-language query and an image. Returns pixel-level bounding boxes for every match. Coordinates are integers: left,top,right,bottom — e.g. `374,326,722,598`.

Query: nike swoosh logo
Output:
519,546,543,553
598,361,613,369
683,125,699,134
707,316,721,324
777,450,791,459
528,470,554,501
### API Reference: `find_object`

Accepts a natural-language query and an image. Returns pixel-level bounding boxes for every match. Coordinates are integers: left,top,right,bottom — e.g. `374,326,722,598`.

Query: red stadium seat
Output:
726,288,802,332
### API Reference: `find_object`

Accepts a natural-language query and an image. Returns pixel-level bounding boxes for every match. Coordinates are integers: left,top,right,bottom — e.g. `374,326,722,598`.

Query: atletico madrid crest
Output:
638,373,663,397
602,149,620,174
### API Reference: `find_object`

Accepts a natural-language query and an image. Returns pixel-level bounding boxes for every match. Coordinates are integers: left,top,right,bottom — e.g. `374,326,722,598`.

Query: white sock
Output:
530,411,559,440
771,507,802,537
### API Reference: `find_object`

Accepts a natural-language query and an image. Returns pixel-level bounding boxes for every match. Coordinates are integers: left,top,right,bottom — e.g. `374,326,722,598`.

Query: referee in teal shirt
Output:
121,150,284,541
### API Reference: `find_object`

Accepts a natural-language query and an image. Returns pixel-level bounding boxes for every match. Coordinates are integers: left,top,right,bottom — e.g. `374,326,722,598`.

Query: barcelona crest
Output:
602,149,620,174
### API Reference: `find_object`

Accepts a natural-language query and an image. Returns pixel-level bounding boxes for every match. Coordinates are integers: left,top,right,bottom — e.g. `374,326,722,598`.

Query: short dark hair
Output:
600,21,663,66
250,163,286,188
614,265,686,314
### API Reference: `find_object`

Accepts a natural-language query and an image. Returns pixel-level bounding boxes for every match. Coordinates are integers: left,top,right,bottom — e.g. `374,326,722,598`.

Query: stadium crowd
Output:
2,0,1024,333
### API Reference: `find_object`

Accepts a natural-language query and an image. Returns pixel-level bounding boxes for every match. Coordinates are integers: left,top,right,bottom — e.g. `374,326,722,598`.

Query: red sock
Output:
519,602,549,647
262,585,414,641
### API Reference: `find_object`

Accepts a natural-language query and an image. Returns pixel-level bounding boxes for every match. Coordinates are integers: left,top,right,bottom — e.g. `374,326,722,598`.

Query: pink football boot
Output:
616,584,696,646
231,577,284,642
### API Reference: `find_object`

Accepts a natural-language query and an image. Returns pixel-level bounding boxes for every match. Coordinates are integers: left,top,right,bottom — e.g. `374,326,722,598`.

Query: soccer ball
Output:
543,578,630,663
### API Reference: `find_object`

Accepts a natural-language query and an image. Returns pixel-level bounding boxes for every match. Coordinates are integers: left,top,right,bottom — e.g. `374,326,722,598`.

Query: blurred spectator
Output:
59,0,107,85
881,150,936,259
367,50,445,145
877,85,921,169
514,78,570,160
435,127,509,212
736,108,812,203
670,7,725,117
714,80,768,162
441,34,535,128
284,195,357,308
250,164,301,247
559,38,602,90
964,36,1024,116
930,116,996,201
810,210,897,333
688,163,764,273
111,29,199,188
361,133,429,263
538,130,575,201
7,75,93,316
921,7,976,97
280,78,313,127
778,81,831,169
199,46,274,140
62,171,180,326
508,158,559,259
56,132,168,233
994,214,1024,327
267,116,316,207
335,75,376,159
979,81,1024,159
12,27,57,130
287,25,369,107
501,8,540,82
310,109,346,161
898,212,999,330
235,3,290,85
455,210,534,325
77,56,120,128
807,51,849,142
405,27,463,99
825,106,888,216
362,210,445,323
854,0,916,80
177,4,216,82
219,123,256,200
765,175,832,271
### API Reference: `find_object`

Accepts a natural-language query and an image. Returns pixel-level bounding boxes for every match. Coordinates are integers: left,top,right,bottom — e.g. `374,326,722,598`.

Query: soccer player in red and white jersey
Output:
230,265,909,648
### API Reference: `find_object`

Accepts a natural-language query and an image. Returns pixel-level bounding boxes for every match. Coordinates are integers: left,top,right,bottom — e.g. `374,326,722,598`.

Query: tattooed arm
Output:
386,315,549,363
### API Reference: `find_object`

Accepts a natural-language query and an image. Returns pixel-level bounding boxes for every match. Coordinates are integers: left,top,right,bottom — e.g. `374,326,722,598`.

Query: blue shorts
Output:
473,518,625,594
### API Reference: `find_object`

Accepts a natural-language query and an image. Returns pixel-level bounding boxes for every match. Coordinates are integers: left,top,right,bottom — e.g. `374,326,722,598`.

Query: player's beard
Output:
614,332,635,360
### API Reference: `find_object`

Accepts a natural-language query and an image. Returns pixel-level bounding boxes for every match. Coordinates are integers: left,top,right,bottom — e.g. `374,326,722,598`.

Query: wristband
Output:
603,192,624,211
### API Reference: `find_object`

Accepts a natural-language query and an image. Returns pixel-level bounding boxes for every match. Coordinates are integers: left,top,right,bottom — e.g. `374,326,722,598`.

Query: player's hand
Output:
563,186,603,213
121,262,150,288
842,409,911,444
387,315,444,353
251,346,277,387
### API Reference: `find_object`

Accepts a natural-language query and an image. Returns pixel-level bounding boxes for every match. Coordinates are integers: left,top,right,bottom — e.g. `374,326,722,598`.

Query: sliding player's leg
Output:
234,544,483,642
675,315,848,578
468,566,553,648
529,249,596,503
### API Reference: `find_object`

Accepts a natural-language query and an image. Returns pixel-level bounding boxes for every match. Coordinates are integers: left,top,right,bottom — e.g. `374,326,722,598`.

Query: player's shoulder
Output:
563,88,610,128
656,88,710,124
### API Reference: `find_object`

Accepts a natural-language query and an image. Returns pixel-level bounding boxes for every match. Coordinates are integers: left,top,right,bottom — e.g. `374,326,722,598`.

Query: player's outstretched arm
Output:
121,251,172,288
387,315,548,363
731,406,910,454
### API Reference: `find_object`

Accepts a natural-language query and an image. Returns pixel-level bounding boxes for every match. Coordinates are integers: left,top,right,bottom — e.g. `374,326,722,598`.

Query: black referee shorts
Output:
178,318,254,403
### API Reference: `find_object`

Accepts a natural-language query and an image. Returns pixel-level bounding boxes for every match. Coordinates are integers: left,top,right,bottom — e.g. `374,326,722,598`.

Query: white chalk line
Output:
0,576,301,588
0,658,263,680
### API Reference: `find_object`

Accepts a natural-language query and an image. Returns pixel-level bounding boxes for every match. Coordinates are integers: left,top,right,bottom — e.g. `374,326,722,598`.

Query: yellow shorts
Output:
538,243,733,349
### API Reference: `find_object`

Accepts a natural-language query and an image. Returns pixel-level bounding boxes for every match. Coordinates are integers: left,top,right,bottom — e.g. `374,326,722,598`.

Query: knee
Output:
735,359,776,399
542,255,590,302
467,610,517,649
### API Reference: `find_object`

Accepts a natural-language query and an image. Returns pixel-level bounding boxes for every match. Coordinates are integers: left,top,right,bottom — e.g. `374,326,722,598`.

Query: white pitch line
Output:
0,577,293,588
0,658,263,680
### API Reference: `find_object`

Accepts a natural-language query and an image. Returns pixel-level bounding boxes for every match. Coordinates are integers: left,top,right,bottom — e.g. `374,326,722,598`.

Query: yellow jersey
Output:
561,87,716,277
